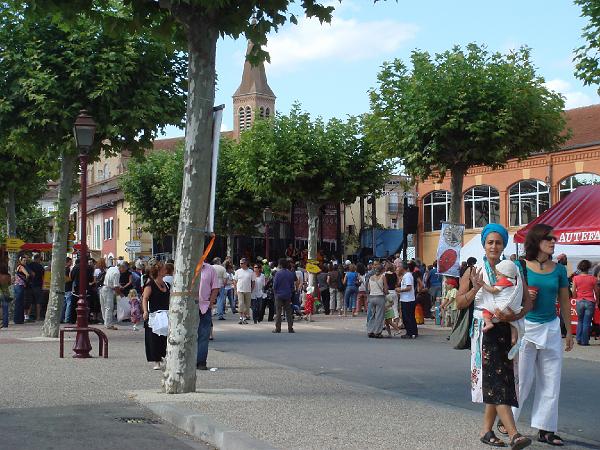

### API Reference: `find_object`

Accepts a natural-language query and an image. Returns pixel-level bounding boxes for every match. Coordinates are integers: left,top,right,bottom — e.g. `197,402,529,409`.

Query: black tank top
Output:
148,279,170,312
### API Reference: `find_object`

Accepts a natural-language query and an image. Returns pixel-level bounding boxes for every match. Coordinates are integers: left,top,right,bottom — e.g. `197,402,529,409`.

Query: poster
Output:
435,222,464,277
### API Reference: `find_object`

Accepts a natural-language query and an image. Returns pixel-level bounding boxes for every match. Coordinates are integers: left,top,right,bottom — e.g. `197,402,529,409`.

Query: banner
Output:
435,222,464,277
207,104,225,233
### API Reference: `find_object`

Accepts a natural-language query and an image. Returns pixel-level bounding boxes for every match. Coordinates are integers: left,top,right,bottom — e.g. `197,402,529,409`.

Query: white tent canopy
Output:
460,233,600,265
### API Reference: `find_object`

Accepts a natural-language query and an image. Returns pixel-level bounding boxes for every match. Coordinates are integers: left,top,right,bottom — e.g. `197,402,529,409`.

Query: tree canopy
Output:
120,145,185,241
236,104,391,205
574,0,600,93
368,43,567,222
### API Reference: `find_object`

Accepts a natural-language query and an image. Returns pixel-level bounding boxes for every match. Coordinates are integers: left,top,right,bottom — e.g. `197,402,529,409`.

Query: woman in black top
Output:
142,261,170,370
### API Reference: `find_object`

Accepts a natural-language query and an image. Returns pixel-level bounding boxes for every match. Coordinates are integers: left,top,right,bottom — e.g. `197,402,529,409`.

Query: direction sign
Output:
125,240,141,248
5,238,25,251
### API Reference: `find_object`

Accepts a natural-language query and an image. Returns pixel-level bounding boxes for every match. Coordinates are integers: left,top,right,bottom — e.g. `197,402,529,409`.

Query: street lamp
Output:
263,207,273,261
72,110,96,358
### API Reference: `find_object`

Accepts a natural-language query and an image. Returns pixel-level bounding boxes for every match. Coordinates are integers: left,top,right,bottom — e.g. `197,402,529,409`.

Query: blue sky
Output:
161,0,600,138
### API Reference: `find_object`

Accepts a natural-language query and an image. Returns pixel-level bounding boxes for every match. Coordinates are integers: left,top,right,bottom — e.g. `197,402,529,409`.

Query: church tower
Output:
232,41,276,140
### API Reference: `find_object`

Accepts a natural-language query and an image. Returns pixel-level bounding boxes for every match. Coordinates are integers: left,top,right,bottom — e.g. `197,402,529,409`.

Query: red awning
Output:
20,243,82,251
514,185,600,244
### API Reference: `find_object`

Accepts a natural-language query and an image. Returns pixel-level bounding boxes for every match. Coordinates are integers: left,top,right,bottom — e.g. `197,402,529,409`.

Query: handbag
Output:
148,310,169,336
449,306,472,349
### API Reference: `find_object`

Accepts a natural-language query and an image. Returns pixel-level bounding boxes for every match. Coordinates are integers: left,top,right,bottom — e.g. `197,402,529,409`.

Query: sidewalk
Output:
1,320,597,450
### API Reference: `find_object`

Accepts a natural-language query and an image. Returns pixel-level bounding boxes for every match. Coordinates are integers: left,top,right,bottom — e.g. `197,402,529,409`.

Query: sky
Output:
161,0,600,138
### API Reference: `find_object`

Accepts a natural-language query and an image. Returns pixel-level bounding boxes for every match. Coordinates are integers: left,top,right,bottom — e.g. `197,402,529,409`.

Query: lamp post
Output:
263,207,273,262
72,110,96,358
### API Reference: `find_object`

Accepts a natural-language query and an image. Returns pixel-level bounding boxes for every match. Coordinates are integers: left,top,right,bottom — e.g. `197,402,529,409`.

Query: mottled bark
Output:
449,167,465,224
42,151,76,338
226,230,234,260
5,187,17,277
306,201,319,287
162,16,218,394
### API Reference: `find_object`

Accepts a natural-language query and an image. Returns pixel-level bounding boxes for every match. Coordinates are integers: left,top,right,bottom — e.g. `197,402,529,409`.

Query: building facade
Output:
416,104,600,264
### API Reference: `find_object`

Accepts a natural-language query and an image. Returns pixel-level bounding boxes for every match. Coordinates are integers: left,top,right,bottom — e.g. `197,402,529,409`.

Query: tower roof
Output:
233,41,276,99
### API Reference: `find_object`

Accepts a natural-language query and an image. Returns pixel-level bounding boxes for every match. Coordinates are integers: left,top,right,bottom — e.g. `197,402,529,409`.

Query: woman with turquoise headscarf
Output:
456,223,533,449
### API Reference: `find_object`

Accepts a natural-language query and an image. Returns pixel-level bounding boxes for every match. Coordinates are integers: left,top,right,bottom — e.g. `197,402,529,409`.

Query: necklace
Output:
536,256,549,270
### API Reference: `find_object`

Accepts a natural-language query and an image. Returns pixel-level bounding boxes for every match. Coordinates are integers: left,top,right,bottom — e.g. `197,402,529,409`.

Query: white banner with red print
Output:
436,222,465,277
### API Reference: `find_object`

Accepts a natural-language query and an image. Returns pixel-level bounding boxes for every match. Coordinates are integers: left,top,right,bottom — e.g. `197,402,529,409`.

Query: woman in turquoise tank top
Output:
511,224,573,447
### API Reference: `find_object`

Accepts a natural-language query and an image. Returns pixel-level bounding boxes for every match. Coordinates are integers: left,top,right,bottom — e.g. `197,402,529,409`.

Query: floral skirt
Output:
471,318,518,407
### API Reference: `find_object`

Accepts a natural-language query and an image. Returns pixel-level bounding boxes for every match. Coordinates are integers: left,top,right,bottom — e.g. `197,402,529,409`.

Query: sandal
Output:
480,431,506,447
497,420,508,436
538,430,564,446
510,433,532,449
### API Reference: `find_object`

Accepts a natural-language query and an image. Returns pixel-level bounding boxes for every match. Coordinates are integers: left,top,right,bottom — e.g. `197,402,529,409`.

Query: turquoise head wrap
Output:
480,223,508,249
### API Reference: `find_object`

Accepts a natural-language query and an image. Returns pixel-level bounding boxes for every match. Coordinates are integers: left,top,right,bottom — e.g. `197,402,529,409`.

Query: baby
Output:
481,259,523,360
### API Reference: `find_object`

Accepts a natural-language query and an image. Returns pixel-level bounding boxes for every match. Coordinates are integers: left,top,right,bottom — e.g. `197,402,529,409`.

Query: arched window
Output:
265,107,271,118
259,106,265,118
463,185,500,229
103,163,109,179
509,180,549,226
238,107,245,130
423,190,451,231
244,106,252,129
559,173,600,200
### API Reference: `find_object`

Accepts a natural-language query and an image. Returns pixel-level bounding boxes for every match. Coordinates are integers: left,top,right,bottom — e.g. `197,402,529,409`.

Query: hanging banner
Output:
436,222,464,277
207,104,225,233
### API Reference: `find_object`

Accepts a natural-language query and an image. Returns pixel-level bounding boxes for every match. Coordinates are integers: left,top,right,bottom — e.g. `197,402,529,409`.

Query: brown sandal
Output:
480,431,506,447
510,433,532,449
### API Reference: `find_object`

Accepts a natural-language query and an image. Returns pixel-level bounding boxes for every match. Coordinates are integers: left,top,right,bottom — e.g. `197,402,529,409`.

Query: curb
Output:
145,401,278,450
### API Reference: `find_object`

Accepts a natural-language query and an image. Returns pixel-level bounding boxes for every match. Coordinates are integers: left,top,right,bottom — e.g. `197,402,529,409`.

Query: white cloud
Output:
220,122,231,132
544,78,596,109
264,16,419,72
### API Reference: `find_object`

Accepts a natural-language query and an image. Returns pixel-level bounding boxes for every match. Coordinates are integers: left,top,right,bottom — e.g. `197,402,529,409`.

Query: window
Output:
559,173,600,200
259,106,265,118
390,218,398,229
244,106,252,129
463,185,500,229
265,107,271,118
238,107,245,130
423,190,451,231
388,192,399,213
103,163,109,179
103,218,113,240
95,224,101,249
509,180,549,226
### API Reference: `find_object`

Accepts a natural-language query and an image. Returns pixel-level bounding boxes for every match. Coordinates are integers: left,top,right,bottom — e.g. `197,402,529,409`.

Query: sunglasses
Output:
542,235,557,242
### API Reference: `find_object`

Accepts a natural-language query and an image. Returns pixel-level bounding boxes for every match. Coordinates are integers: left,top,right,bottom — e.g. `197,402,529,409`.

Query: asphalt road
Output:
210,317,600,446
0,403,213,450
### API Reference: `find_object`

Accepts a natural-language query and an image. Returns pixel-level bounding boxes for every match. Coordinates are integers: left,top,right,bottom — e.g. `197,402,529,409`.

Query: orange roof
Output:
152,137,184,152
563,104,600,149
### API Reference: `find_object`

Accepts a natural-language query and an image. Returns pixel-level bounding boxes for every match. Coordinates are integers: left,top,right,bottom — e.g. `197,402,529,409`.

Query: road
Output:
0,403,213,450
210,316,600,446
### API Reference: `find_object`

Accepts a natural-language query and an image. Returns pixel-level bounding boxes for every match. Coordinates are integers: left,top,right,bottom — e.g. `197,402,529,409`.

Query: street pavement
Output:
209,314,600,445
0,323,212,450
0,316,598,449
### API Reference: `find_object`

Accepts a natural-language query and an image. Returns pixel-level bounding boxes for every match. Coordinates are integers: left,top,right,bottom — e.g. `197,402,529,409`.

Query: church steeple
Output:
232,41,276,139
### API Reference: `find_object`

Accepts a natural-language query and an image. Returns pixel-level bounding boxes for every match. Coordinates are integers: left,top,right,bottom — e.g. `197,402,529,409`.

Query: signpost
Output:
125,240,141,251
5,238,24,252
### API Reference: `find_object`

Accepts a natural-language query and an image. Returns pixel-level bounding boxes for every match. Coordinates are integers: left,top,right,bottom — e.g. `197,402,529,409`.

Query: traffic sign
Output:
125,240,142,252
5,238,24,251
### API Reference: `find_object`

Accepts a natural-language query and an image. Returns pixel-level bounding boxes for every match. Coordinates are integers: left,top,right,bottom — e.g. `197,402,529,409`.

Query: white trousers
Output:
99,286,115,327
512,320,562,432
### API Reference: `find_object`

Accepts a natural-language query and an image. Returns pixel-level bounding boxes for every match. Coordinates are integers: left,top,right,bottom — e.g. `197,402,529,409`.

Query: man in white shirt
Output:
397,262,417,339
212,257,228,320
234,258,255,324
100,264,121,330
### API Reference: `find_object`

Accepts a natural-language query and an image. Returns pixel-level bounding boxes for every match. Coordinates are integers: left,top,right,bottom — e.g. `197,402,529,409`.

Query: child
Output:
440,277,458,328
128,289,142,331
384,295,402,336
304,286,316,322
480,259,524,359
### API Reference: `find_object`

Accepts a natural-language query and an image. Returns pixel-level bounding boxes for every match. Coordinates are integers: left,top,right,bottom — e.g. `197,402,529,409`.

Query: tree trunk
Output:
5,187,18,277
449,167,465,224
306,201,319,286
162,17,218,394
226,230,234,260
42,151,76,338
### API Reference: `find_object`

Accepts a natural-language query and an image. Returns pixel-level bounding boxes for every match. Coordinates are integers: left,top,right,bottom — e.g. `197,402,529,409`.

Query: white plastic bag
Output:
116,296,131,322
148,310,169,336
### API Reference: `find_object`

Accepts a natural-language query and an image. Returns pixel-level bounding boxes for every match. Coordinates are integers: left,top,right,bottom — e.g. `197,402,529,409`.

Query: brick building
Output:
416,104,600,264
